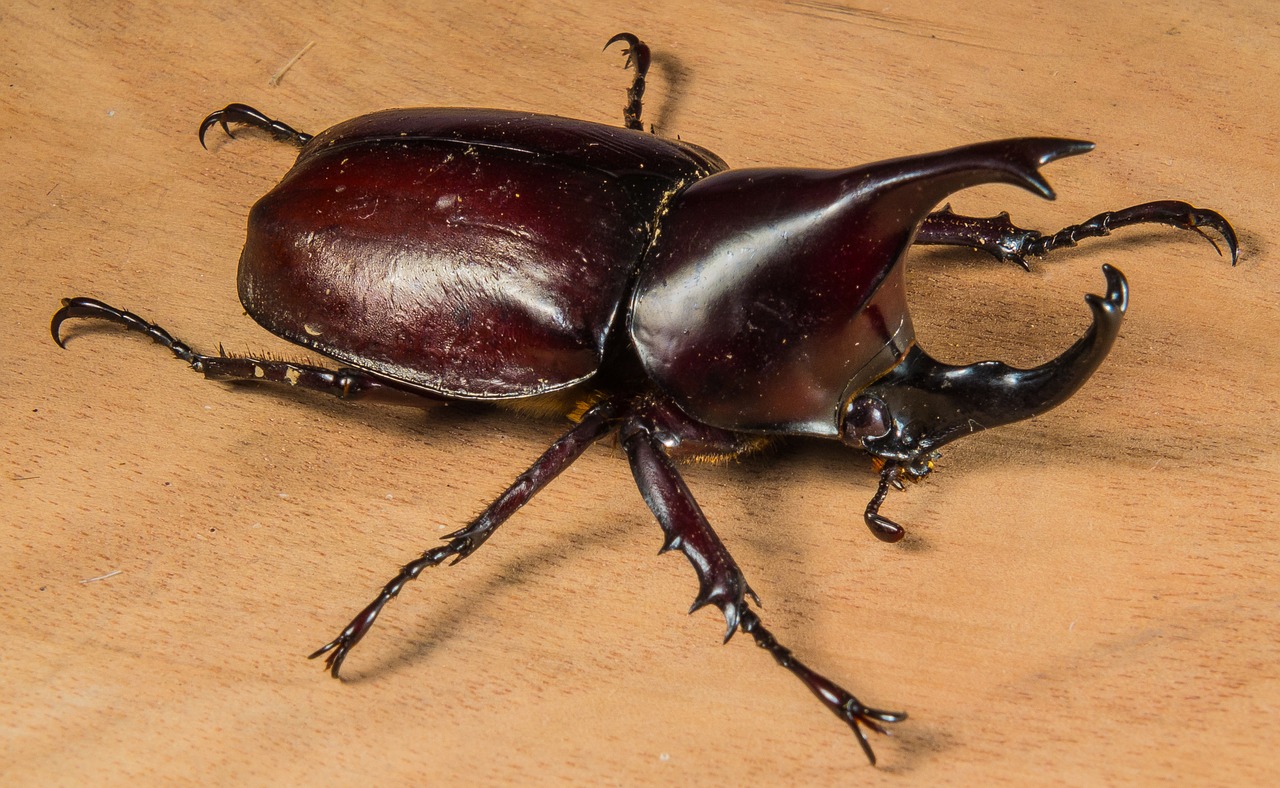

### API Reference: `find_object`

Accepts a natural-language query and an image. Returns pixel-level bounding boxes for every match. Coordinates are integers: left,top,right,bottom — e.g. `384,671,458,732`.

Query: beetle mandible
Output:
52,34,1238,764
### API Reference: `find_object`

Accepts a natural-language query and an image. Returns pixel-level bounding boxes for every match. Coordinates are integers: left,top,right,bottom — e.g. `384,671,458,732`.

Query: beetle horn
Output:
855,264,1129,457
851,137,1094,209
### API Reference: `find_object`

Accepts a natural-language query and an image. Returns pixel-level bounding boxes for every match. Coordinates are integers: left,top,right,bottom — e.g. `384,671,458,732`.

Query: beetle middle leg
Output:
199,102,313,149
51,297,416,404
619,399,905,764
917,200,1238,268
309,398,622,675
604,32,650,131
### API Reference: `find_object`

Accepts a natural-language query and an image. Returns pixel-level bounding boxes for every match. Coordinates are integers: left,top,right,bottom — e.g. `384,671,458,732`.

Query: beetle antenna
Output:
864,465,906,543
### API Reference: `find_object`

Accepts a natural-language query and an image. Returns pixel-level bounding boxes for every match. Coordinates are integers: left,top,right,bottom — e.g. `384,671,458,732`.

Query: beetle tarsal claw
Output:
307,638,346,675
738,606,905,765
602,33,650,131
603,31,642,61
844,702,909,766
50,296,198,365
198,103,312,149
1183,207,1241,265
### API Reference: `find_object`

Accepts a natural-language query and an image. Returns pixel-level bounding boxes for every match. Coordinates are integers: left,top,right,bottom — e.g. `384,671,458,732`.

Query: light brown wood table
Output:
5,1,1277,783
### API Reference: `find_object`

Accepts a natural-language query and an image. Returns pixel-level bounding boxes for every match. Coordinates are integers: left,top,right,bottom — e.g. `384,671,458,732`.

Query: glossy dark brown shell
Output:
629,139,1091,438
237,108,725,398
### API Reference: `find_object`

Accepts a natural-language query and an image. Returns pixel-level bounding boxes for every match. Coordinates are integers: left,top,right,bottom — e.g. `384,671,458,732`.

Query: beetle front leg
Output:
620,413,757,638
310,399,622,676
620,412,904,763
51,297,412,404
199,102,313,149
917,200,1238,268
739,608,907,766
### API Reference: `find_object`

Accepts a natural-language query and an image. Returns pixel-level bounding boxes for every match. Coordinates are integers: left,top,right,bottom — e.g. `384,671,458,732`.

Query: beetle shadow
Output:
728,438,937,555
198,370,970,769
198,369,498,430
648,52,692,135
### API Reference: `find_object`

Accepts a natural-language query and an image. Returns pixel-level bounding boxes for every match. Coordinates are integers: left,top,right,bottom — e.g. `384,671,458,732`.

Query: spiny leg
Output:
51,297,406,403
620,408,903,763
621,411,756,637
739,608,907,766
917,200,1239,269
199,102,313,149
604,32,650,131
310,398,622,676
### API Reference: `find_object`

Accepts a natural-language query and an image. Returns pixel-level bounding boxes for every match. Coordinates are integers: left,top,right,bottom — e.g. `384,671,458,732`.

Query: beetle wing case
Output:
629,138,1093,436
237,108,724,399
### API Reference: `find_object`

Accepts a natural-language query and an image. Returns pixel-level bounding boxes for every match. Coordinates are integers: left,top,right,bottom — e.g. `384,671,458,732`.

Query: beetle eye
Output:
841,396,892,443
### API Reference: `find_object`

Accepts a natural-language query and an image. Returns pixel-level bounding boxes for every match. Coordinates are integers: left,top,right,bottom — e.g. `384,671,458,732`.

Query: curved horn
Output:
858,265,1129,457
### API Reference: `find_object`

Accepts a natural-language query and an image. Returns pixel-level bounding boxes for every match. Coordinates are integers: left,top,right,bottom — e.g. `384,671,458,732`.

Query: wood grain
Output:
4,1,1277,783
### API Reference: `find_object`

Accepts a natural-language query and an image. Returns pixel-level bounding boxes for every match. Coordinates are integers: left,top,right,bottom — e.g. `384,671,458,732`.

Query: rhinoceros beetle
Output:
53,34,1238,764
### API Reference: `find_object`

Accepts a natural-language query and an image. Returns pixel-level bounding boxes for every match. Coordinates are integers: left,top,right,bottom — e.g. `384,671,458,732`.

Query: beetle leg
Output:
620,413,757,639
51,297,412,403
917,200,1239,268
620,412,904,764
309,399,622,677
198,102,313,149
739,607,907,766
604,33,650,131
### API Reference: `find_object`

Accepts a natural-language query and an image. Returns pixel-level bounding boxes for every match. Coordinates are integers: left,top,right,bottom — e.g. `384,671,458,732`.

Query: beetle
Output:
53,34,1237,764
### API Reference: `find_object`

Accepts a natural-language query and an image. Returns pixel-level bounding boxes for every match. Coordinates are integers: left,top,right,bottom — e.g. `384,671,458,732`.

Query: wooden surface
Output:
5,1,1277,783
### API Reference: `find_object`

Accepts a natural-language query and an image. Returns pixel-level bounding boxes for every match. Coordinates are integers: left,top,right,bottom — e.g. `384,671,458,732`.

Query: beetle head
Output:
839,264,1129,470
839,394,935,480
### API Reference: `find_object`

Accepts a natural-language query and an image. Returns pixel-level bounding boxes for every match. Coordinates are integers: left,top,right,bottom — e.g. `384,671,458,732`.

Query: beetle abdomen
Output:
240,129,650,398
238,109,727,399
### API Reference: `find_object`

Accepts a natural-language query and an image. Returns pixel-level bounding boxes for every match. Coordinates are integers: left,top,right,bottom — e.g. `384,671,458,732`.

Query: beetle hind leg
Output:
917,200,1239,268
604,33,650,131
199,102,313,149
309,399,621,676
51,297,409,403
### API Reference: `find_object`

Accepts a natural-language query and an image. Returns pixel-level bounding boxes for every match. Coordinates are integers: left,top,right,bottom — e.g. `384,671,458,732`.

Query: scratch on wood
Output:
80,570,122,584
270,41,316,87
784,0,1025,53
